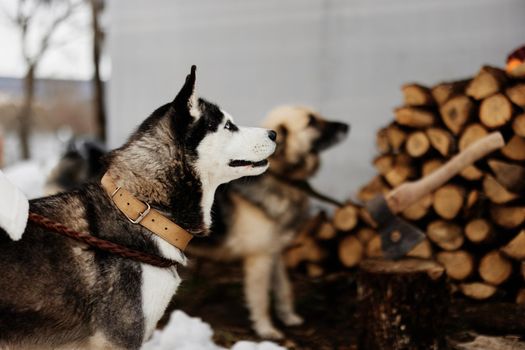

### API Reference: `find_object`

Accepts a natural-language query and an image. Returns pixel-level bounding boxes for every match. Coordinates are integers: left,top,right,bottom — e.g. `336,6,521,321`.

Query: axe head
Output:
365,195,426,260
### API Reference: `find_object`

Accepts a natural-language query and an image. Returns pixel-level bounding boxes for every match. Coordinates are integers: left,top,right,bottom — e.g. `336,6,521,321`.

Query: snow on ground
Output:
2,157,286,350
142,311,286,350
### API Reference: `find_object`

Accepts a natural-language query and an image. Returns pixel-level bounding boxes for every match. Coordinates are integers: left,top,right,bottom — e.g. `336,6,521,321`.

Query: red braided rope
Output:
28,212,178,268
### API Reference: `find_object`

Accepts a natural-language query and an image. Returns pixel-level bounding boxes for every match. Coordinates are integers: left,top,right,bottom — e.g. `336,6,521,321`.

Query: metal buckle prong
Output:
111,186,122,198
126,203,151,224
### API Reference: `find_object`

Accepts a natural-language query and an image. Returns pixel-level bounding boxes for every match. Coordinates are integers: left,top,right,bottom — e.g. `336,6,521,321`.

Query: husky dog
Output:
0,66,276,349
45,138,106,195
193,106,349,339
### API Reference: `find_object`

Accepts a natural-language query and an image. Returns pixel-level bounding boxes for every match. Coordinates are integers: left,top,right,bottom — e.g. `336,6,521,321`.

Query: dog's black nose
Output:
337,123,350,134
268,130,277,141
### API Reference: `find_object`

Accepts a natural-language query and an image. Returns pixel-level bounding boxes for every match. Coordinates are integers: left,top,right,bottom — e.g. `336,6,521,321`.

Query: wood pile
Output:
285,65,525,303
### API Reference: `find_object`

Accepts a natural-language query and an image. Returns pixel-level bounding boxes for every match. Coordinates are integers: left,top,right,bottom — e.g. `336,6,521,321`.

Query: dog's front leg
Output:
272,254,304,327
243,253,283,339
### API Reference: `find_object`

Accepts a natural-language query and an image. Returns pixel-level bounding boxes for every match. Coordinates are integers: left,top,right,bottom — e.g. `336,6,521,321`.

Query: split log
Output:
459,282,497,300
358,259,448,350
422,159,444,177
358,176,389,202
512,113,525,137
356,227,377,245
465,219,493,244
338,235,364,268
466,66,508,100
402,193,432,221
284,235,325,268
483,175,519,204
365,234,383,258
490,205,525,228
516,289,525,304
385,164,412,187
431,80,469,106
395,107,435,128
465,190,479,211
506,83,525,108
426,127,454,156
433,185,465,220
386,124,407,152
402,83,434,106
488,159,525,194
317,221,337,240
427,220,464,251
440,95,473,135
458,123,487,151
373,154,394,176
501,230,525,260
479,93,513,129
501,135,525,161
479,250,512,285
376,127,390,153
406,239,433,259
436,250,475,280
459,165,484,181
333,205,358,231
405,131,430,157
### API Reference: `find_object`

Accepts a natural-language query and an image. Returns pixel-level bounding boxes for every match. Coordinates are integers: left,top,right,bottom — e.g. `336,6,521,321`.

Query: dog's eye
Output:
224,120,238,132
308,115,318,127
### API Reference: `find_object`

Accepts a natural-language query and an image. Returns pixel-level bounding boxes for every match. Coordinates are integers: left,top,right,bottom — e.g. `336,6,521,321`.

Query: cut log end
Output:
333,205,358,231
479,250,512,285
338,235,364,268
479,94,513,129
427,220,464,251
465,219,493,244
433,185,465,220
440,95,473,135
436,250,474,281
406,131,430,157
459,282,497,300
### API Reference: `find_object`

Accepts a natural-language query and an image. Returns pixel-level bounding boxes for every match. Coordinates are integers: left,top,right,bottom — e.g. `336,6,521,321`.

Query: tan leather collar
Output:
101,173,192,251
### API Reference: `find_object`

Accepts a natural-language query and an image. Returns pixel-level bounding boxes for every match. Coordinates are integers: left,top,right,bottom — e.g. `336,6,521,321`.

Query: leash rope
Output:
28,212,178,268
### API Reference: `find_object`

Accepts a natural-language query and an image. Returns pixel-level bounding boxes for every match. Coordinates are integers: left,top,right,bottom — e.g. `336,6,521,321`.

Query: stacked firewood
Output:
286,65,525,303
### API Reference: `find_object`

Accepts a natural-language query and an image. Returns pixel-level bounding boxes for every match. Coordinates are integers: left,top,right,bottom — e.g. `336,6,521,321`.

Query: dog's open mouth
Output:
228,159,269,168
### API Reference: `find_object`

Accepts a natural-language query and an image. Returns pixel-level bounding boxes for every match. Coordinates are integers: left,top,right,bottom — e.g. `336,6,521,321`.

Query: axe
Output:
365,132,505,259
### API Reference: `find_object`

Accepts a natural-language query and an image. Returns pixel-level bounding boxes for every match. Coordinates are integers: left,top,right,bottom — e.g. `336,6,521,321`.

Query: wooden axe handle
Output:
387,132,505,213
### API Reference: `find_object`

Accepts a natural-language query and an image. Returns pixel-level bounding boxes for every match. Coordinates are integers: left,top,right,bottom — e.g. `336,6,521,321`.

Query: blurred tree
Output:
5,0,84,159
90,0,105,142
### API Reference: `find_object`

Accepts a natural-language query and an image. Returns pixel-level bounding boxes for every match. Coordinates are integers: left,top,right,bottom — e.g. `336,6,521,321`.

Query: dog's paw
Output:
279,312,304,327
255,323,284,340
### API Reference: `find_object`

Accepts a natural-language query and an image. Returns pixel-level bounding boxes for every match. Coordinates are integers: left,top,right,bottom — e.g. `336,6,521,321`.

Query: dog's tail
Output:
0,169,29,240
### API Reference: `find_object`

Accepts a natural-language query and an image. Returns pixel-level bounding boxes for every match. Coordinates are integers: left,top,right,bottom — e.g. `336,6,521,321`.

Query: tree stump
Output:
358,259,449,350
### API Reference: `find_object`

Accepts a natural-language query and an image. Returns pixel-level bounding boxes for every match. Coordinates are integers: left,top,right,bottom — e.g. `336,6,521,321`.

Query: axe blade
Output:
379,216,426,260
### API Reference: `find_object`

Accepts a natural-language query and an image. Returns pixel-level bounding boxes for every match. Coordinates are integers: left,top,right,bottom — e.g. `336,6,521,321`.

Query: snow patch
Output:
141,310,286,350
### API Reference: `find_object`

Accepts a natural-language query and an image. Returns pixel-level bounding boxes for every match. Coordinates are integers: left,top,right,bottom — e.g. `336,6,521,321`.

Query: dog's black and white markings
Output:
190,106,349,339
0,66,276,349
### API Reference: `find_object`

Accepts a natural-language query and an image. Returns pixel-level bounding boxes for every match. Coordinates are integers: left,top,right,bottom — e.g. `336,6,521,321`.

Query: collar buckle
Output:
125,202,151,224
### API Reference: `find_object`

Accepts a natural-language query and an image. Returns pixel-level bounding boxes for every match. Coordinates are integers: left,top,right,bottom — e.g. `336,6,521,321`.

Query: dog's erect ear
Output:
171,65,200,132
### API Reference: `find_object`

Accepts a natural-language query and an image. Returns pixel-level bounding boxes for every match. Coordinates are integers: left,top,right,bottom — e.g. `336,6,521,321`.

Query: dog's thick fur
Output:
193,106,349,339
0,67,276,349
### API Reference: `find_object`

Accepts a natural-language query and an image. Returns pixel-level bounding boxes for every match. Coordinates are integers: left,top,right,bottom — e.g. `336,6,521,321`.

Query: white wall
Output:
107,0,525,200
